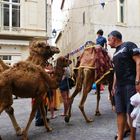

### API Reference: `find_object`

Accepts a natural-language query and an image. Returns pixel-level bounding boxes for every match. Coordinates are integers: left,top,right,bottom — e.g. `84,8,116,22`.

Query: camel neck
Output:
26,55,47,68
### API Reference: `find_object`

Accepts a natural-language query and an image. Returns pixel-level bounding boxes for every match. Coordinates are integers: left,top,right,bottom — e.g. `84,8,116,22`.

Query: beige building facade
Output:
52,0,140,65
0,0,50,65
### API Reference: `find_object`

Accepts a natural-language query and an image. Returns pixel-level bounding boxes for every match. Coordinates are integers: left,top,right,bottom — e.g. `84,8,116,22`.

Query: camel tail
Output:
0,59,10,72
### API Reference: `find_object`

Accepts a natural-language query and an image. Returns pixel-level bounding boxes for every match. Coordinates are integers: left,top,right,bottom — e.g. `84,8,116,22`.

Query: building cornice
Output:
0,34,45,41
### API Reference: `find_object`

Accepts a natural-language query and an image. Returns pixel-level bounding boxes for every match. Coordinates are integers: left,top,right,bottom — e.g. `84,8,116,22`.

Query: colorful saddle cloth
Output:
75,42,113,84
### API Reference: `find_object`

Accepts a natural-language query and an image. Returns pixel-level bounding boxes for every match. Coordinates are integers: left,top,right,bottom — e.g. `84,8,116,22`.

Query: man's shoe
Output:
35,118,50,127
35,119,44,126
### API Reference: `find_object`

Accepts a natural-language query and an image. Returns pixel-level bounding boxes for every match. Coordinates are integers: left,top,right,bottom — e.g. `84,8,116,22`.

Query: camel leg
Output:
65,68,84,123
95,84,101,116
5,107,22,136
108,82,115,110
0,106,5,115
65,86,82,122
22,98,41,140
79,85,93,123
39,102,52,132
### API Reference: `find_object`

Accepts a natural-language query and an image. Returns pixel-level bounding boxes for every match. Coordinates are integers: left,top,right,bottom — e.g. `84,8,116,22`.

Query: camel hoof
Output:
95,111,101,116
16,127,23,136
22,136,29,140
22,131,28,140
47,127,53,132
86,118,93,123
64,116,70,123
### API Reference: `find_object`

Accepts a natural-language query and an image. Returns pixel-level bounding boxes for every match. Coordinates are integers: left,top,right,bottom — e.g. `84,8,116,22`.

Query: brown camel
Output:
0,56,71,140
0,39,60,71
65,41,114,123
0,39,60,137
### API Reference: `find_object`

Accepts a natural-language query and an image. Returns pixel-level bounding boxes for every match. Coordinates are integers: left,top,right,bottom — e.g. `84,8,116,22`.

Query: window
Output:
117,0,125,23
0,55,12,60
0,0,20,30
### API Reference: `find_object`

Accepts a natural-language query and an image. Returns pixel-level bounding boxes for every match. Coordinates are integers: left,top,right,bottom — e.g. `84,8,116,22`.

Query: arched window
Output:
0,0,20,30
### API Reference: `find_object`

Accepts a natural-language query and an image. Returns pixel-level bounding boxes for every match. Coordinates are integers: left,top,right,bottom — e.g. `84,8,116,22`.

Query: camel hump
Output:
12,61,42,73
0,59,10,72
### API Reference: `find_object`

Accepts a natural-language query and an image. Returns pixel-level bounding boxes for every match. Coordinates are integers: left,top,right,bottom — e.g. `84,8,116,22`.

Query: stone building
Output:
0,0,52,65
52,0,140,65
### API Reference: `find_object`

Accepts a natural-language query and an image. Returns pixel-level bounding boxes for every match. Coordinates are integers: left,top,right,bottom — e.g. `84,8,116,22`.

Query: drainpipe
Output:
45,0,48,36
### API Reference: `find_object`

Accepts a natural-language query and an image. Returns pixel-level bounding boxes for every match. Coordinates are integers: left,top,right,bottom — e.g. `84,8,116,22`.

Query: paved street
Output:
0,87,140,140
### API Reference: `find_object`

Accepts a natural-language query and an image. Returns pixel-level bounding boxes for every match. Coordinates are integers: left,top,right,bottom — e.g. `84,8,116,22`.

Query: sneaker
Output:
50,115,57,119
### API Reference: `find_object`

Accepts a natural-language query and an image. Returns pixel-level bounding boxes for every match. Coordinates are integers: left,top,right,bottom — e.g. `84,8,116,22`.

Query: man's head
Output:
97,29,104,36
108,30,122,48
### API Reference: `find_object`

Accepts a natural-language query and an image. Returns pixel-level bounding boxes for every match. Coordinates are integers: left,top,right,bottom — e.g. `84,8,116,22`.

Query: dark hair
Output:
97,29,103,35
108,30,122,40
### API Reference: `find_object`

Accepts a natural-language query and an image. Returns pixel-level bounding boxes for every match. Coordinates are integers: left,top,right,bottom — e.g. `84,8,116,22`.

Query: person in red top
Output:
35,63,56,126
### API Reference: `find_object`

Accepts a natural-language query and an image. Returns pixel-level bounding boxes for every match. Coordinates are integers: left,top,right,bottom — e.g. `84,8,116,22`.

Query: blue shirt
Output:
96,36,107,47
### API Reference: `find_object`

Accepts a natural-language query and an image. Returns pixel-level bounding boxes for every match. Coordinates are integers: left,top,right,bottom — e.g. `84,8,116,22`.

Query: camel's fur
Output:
0,39,62,139
0,56,71,140
0,59,10,72
65,42,113,123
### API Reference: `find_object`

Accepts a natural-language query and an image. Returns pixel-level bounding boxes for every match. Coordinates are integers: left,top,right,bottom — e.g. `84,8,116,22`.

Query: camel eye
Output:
38,43,42,48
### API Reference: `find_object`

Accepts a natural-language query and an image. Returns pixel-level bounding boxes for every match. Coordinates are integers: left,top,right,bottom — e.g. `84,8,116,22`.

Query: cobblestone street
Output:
0,87,140,140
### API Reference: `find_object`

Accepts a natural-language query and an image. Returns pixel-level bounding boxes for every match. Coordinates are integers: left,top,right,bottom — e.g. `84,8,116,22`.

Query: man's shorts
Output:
114,84,136,114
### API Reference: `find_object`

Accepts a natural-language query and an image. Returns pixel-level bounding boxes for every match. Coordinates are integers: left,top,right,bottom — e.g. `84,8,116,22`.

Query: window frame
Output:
0,0,20,31
117,0,125,23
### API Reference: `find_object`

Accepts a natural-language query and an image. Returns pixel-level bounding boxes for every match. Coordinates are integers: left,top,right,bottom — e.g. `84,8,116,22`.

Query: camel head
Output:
29,40,60,59
55,56,72,67
51,56,72,85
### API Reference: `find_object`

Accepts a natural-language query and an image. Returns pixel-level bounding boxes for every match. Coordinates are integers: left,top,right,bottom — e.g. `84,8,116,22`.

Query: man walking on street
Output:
108,30,140,140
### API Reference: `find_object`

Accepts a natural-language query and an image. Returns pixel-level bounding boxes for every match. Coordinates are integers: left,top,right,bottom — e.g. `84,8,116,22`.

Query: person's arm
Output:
104,38,107,50
104,43,107,50
112,73,116,96
133,55,140,93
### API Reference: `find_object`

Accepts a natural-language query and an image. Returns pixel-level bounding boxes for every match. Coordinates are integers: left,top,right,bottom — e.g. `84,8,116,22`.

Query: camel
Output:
0,39,60,71
0,39,60,137
0,56,72,140
64,41,114,123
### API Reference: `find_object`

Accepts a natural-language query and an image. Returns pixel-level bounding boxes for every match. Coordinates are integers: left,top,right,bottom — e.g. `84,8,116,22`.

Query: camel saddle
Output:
75,42,113,84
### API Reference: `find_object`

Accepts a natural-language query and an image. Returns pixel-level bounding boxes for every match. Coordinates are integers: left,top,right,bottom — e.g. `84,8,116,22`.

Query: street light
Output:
47,28,63,40
52,29,57,38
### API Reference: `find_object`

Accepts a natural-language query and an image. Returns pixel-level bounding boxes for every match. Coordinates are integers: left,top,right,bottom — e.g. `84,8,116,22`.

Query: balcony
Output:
0,25,47,40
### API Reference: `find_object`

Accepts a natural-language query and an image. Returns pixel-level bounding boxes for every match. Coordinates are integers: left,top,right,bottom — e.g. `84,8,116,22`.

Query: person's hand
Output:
136,84,140,93
105,48,108,51
111,88,115,96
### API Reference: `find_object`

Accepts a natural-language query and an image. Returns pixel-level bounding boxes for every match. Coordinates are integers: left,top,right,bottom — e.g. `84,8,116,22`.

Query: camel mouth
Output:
50,46,60,54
